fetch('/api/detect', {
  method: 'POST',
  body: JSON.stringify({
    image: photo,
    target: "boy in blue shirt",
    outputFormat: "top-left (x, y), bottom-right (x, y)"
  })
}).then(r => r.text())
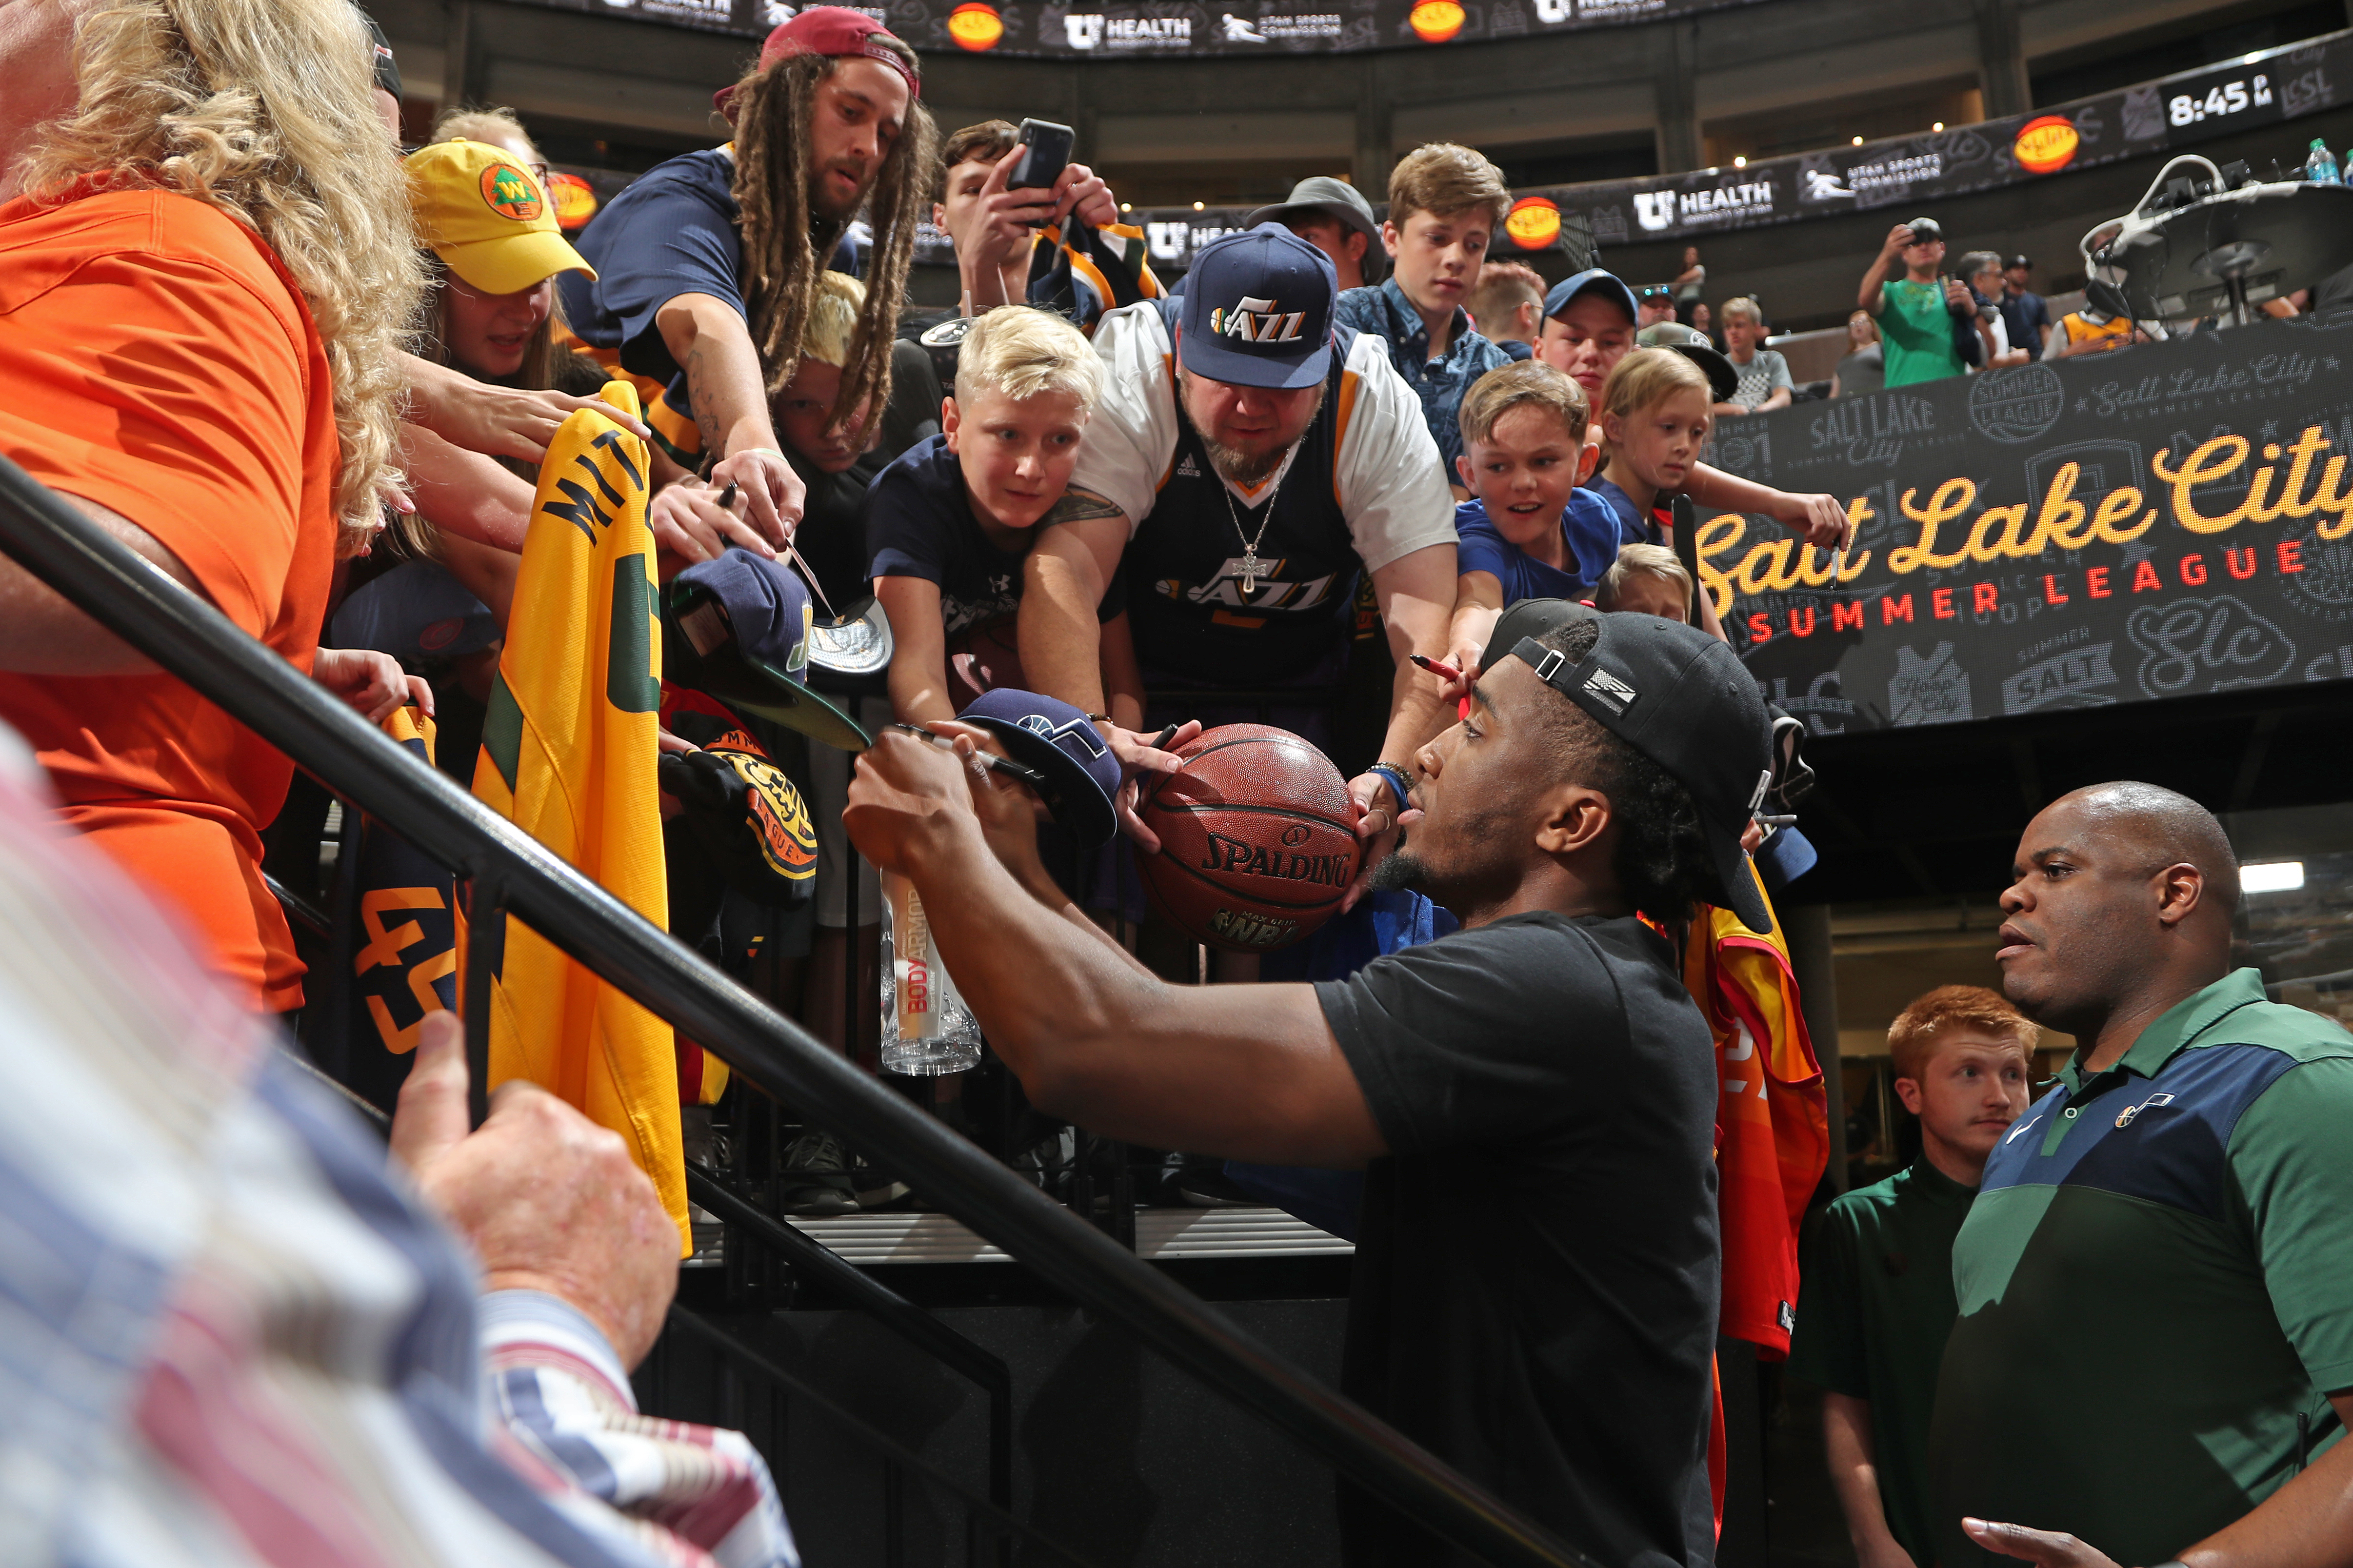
top-left (1444, 360), bottom-right (1629, 671)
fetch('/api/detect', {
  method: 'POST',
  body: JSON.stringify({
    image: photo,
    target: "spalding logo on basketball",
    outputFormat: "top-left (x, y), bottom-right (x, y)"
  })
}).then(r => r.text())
top-left (1135, 723), bottom-right (1362, 953)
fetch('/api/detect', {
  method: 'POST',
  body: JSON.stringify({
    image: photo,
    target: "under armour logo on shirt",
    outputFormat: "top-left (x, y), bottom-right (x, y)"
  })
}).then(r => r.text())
top-left (1210, 296), bottom-right (1306, 343)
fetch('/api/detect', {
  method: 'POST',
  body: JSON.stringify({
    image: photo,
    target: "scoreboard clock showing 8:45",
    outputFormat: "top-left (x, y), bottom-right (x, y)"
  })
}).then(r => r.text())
top-left (2170, 74), bottom-right (2274, 126)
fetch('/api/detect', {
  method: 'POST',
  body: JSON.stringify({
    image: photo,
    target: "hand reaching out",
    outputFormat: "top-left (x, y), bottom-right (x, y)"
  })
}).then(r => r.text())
top-left (390, 1013), bottom-right (678, 1370)
top-left (312, 647), bottom-right (433, 723)
top-left (1103, 719), bottom-right (1201, 852)
top-left (1960, 1518), bottom-right (2124, 1568)
top-left (649, 476), bottom-right (782, 565)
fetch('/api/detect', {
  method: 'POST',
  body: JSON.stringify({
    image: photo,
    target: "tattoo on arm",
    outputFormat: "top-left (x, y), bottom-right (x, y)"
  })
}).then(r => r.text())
top-left (684, 342), bottom-right (722, 456)
top-left (1037, 488), bottom-right (1126, 527)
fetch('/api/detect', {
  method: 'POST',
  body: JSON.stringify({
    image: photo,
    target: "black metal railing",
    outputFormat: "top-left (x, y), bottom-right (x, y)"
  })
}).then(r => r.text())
top-left (0, 453), bottom-right (1588, 1568)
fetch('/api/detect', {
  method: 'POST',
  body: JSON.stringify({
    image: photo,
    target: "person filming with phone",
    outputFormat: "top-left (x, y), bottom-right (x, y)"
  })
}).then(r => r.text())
top-left (931, 118), bottom-right (1125, 316)
top-left (1857, 217), bottom-right (1975, 387)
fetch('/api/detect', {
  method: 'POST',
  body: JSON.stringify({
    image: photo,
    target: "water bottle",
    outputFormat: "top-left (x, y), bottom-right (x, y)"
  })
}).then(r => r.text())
top-left (2306, 138), bottom-right (2340, 185)
top-left (877, 870), bottom-right (984, 1074)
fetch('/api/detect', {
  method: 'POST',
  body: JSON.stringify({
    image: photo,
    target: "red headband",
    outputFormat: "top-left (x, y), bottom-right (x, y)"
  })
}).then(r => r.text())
top-left (714, 7), bottom-right (921, 111)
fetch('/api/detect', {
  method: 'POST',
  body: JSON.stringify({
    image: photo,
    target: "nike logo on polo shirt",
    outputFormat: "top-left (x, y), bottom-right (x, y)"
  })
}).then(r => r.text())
top-left (2006, 1112), bottom-right (2044, 1144)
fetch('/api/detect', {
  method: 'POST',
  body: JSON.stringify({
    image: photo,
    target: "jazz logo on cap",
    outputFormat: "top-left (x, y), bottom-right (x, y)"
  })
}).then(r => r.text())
top-left (1210, 296), bottom-right (1306, 343)
top-left (479, 161), bottom-right (544, 222)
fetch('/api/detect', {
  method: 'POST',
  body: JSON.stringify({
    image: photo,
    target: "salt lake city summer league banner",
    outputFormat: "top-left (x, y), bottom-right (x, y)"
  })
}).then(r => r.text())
top-left (1697, 315), bottom-right (2353, 734)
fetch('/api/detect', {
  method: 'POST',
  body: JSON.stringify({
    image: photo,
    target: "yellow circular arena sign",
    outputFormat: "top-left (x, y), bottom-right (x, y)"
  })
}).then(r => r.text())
top-left (1409, 0), bottom-right (1465, 42)
top-left (2013, 115), bottom-right (2080, 176)
top-left (948, 3), bottom-right (1003, 49)
top-left (479, 161), bottom-right (544, 222)
top-left (548, 171), bottom-right (598, 231)
top-left (1505, 196), bottom-right (1561, 249)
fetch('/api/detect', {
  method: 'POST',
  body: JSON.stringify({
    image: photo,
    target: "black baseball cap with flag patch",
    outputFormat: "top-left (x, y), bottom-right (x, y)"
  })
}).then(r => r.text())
top-left (663, 549), bottom-right (871, 752)
top-left (1176, 223), bottom-right (1337, 390)
top-left (1500, 601), bottom-right (1775, 933)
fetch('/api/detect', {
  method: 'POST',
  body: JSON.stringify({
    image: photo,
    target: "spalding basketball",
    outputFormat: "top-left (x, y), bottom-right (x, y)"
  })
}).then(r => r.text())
top-left (1137, 724), bottom-right (1361, 953)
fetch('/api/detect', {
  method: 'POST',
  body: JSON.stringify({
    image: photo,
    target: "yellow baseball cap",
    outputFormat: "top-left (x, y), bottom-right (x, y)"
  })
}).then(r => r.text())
top-left (405, 139), bottom-right (596, 296)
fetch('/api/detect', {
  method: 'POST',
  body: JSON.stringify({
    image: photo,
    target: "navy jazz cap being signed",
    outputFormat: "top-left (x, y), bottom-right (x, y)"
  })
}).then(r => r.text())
top-left (1503, 601), bottom-right (1775, 933)
top-left (957, 689), bottom-right (1122, 847)
top-left (1177, 223), bottom-right (1337, 390)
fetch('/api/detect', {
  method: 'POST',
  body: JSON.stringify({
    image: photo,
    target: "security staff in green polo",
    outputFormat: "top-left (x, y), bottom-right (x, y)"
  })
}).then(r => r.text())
top-left (1934, 781), bottom-right (2353, 1568)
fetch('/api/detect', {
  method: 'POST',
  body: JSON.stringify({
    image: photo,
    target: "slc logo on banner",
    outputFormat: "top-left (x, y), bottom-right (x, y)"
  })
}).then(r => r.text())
top-left (472, 380), bottom-right (689, 1252)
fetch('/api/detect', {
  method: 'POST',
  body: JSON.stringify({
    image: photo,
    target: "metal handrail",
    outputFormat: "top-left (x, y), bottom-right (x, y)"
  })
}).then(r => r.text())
top-left (0, 453), bottom-right (1589, 1568)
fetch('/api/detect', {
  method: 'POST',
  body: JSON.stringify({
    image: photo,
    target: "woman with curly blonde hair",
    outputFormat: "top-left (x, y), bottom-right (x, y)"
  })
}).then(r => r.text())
top-left (0, 0), bottom-right (422, 1012)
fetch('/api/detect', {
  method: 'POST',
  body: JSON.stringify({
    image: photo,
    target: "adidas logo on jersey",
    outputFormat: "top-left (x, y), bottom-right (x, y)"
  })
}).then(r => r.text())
top-left (1176, 454), bottom-right (1201, 477)
top-left (1209, 295), bottom-right (1307, 344)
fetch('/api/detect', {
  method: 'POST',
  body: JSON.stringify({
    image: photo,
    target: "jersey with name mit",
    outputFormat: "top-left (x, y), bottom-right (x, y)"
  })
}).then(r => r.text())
top-left (1067, 298), bottom-right (1456, 686)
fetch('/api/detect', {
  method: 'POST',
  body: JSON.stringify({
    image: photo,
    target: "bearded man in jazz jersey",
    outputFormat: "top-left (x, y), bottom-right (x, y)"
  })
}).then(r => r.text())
top-left (1015, 224), bottom-right (1459, 869)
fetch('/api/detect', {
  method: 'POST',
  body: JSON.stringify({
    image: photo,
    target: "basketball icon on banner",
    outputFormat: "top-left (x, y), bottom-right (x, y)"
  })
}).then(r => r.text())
top-left (1506, 196), bottom-right (1562, 249)
top-left (948, 3), bottom-right (1004, 49)
top-left (1409, 0), bottom-right (1465, 42)
top-left (2014, 115), bottom-right (2080, 175)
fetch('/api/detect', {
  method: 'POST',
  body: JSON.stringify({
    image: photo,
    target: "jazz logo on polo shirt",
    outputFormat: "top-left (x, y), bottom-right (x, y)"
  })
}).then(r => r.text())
top-left (1210, 296), bottom-right (1307, 343)
top-left (480, 161), bottom-right (544, 222)
top-left (2115, 1092), bottom-right (2175, 1129)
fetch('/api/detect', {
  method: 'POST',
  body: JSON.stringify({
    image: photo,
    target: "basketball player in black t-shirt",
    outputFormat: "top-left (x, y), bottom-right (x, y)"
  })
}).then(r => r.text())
top-left (1015, 224), bottom-right (1459, 877)
top-left (845, 599), bottom-right (1775, 1568)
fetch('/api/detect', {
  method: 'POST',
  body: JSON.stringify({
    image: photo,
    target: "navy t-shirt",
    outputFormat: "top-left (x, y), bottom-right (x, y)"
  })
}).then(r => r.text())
top-left (1587, 476), bottom-right (1667, 549)
top-left (1453, 491), bottom-right (1626, 602)
top-left (865, 434), bottom-right (1123, 636)
top-left (559, 149), bottom-right (741, 409)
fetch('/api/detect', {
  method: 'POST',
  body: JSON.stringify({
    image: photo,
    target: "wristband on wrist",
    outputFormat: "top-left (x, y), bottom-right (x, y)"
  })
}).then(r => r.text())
top-left (1364, 762), bottom-right (1414, 810)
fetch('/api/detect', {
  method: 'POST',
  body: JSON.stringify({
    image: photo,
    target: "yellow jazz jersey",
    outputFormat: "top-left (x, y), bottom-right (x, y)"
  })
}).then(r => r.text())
top-left (472, 380), bottom-right (688, 1250)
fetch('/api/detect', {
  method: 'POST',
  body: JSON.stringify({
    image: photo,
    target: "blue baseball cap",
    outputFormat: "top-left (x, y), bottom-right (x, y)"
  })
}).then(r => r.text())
top-left (663, 548), bottom-right (872, 752)
top-left (957, 689), bottom-right (1121, 847)
top-left (1176, 223), bottom-right (1336, 390)
top-left (1543, 267), bottom-right (1639, 325)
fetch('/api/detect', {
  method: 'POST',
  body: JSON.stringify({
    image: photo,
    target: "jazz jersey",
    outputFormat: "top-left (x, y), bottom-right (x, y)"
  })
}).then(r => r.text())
top-left (1068, 298), bottom-right (1457, 685)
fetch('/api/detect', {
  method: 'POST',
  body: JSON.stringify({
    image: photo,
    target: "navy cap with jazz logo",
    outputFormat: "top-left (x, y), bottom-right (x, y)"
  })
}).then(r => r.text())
top-left (1176, 222), bottom-right (1337, 391)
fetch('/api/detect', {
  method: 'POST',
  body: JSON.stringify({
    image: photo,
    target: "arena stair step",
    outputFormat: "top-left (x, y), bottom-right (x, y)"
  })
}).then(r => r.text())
top-left (782, 1205), bottom-right (1352, 1264)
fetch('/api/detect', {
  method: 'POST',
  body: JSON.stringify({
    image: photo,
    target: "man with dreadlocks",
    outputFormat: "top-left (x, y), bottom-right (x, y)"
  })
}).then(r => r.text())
top-left (560, 8), bottom-right (936, 558)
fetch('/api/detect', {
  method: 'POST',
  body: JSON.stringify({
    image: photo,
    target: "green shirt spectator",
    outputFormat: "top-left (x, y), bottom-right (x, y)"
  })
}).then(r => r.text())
top-left (1932, 968), bottom-right (2353, 1568)
top-left (1877, 279), bottom-right (1966, 387)
top-left (1791, 1157), bottom-right (1978, 1568)
top-left (1791, 985), bottom-right (2032, 1568)
top-left (1858, 218), bottom-right (1970, 387)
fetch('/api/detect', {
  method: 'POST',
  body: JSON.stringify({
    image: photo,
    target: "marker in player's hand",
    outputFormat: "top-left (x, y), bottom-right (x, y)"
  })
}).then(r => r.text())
top-left (1408, 652), bottom-right (1461, 681)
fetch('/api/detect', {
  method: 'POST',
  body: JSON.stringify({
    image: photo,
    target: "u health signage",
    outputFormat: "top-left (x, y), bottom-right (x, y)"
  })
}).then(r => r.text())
top-left (1700, 316), bottom-right (2353, 733)
top-left (1548, 28), bottom-right (2349, 245)
top-left (513, 0), bottom-right (1774, 54)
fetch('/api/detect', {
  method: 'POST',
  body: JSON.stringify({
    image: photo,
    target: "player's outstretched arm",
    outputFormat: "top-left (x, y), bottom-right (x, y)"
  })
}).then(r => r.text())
top-left (844, 728), bottom-right (1389, 1167)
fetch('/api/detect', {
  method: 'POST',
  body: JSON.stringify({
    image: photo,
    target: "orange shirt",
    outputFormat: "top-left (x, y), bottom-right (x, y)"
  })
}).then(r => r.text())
top-left (0, 186), bottom-right (338, 1011)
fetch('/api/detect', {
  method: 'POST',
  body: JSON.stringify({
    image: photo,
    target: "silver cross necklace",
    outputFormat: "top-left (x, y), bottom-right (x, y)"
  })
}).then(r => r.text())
top-left (1219, 461), bottom-right (1288, 596)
